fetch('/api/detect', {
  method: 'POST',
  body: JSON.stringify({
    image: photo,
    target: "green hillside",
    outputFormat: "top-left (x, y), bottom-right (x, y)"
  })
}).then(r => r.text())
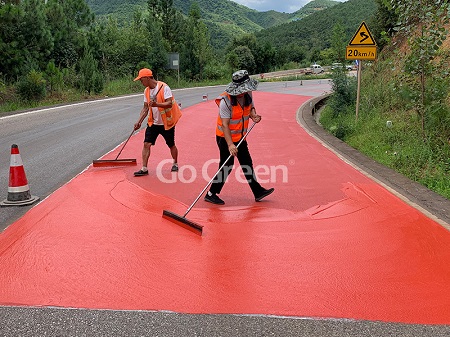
top-left (290, 0), bottom-right (340, 21)
top-left (85, 0), bottom-right (339, 49)
top-left (86, 0), bottom-right (287, 29)
top-left (256, 0), bottom-right (377, 50)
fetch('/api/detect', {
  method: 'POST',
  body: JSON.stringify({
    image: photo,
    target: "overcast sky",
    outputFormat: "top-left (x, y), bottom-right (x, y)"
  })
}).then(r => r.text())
top-left (231, 0), bottom-right (346, 13)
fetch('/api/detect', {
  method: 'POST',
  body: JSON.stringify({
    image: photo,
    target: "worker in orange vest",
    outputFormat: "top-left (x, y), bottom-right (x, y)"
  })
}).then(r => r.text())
top-left (133, 68), bottom-right (182, 176)
top-left (204, 70), bottom-right (274, 205)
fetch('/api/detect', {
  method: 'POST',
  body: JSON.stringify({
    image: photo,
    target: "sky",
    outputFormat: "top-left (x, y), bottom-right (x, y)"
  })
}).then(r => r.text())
top-left (231, 0), bottom-right (346, 13)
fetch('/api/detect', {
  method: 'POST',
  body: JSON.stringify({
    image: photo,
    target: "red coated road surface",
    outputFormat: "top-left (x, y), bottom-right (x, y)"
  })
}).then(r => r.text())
top-left (1, 92), bottom-right (449, 325)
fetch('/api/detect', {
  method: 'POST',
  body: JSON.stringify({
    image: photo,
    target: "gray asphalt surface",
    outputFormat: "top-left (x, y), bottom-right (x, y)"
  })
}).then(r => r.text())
top-left (0, 87), bottom-right (226, 231)
top-left (0, 81), bottom-right (329, 230)
top-left (0, 80), bottom-right (449, 336)
top-left (1, 307), bottom-right (450, 337)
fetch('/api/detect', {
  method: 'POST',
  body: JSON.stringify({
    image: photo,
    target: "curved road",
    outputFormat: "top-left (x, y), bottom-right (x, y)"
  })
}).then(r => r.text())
top-left (0, 80), bottom-right (330, 230)
top-left (2, 80), bottom-right (449, 337)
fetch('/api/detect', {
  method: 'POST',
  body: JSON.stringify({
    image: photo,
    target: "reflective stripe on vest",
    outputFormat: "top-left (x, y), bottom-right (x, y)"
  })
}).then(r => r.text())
top-left (145, 82), bottom-right (182, 130)
top-left (215, 92), bottom-right (251, 142)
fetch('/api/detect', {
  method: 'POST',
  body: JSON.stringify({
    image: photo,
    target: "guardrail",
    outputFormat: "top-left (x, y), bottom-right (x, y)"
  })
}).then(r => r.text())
top-left (255, 66), bottom-right (356, 80)
top-left (254, 68), bottom-right (314, 80)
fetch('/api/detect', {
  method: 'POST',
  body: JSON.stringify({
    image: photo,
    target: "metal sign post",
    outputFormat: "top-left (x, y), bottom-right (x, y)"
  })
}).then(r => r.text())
top-left (168, 53), bottom-right (180, 86)
top-left (346, 22), bottom-right (377, 122)
top-left (355, 60), bottom-right (362, 122)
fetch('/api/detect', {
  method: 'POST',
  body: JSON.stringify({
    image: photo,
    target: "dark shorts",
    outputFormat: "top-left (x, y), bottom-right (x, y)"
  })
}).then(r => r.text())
top-left (144, 124), bottom-right (175, 147)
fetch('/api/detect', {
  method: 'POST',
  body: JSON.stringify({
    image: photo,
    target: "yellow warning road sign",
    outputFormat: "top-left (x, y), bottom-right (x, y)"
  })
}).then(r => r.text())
top-left (346, 46), bottom-right (377, 60)
top-left (348, 22), bottom-right (376, 46)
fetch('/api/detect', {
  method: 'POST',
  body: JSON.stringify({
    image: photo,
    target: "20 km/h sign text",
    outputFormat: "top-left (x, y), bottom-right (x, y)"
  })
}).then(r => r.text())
top-left (346, 46), bottom-right (377, 60)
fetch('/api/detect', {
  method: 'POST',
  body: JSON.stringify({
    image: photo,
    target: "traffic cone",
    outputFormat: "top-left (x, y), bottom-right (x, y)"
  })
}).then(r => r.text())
top-left (1, 144), bottom-right (39, 207)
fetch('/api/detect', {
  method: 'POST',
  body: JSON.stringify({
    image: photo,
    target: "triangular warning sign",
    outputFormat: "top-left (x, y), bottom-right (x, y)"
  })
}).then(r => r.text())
top-left (348, 22), bottom-right (376, 46)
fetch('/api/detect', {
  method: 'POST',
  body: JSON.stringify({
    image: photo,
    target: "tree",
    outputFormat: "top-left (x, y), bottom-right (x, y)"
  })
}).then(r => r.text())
top-left (229, 45), bottom-right (256, 73)
top-left (120, 23), bottom-right (153, 77)
top-left (44, 61), bottom-right (63, 92)
top-left (21, 0), bottom-right (53, 71)
top-left (253, 41), bottom-right (276, 73)
top-left (45, 0), bottom-right (93, 69)
top-left (45, 0), bottom-right (73, 68)
top-left (146, 10), bottom-right (168, 77)
top-left (181, 2), bottom-right (212, 80)
top-left (226, 34), bottom-right (258, 55)
top-left (331, 22), bottom-right (346, 63)
top-left (225, 33), bottom-right (276, 74)
top-left (0, 3), bottom-right (26, 81)
top-left (191, 20), bottom-right (211, 79)
top-left (147, 0), bottom-right (184, 52)
top-left (88, 18), bottom-right (122, 77)
top-left (370, 0), bottom-right (398, 49)
top-left (391, 0), bottom-right (450, 137)
top-left (0, 0), bottom-right (53, 81)
top-left (309, 48), bottom-right (321, 65)
top-left (78, 50), bottom-right (103, 94)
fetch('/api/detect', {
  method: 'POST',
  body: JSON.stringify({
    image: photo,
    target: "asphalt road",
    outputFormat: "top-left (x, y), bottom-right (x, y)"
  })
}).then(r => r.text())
top-left (0, 80), bottom-right (330, 231)
top-left (1, 79), bottom-right (449, 336)
top-left (0, 86), bottom-right (227, 231)
top-left (1, 307), bottom-right (449, 337)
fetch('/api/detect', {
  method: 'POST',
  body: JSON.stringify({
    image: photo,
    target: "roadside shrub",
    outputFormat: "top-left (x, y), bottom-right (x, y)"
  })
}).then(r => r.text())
top-left (328, 69), bottom-right (357, 116)
top-left (91, 71), bottom-right (104, 94)
top-left (78, 51), bottom-right (104, 94)
top-left (320, 105), bottom-right (356, 140)
top-left (61, 67), bottom-right (77, 88)
top-left (44, 61), bottom-right (63, 92)
top-left (424, 78), bottom-right (450, 139)
top-left (203, 60), bottom-right (229, 80)
top-left (16, 70), bottom-right (46, 101)
top-left (0, 78), bottom-right (7, 104)
top-left (135, 61), bottom-right (152, 75)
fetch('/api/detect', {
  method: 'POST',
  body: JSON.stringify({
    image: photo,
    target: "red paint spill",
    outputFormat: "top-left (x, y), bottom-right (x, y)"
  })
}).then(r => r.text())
top-left (0, 92), bottom-right (450, 325)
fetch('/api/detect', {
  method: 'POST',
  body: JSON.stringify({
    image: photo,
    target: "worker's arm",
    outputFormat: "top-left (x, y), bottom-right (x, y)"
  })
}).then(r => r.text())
top-left (134, 103), bottom-right (149, 130)
top-left (249, 106), bottom-right (261, 123)
top-left (148, 97), bottom-right (173, 109)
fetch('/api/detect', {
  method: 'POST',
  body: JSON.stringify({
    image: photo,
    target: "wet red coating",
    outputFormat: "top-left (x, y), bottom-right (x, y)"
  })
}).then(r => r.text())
top-left (0, 92), bottom-right (449, 325)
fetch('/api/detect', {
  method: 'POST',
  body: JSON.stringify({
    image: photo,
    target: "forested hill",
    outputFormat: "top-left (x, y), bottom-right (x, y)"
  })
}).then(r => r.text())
top-left (256, 0), bottom-right (377, 50)
top-left (290, 0), bottom-right (341, 21)
top-left (172, 0), bottom-right (339, 29)
top-left (85, 0), bottom-right (339, 42)
top-left (86, 0), bottom-right (339, 28)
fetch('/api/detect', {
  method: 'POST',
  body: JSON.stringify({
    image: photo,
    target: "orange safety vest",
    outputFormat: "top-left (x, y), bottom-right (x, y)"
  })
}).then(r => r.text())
top-left (144, 81), bottom-right (182, 130)
top-left (215, 92), bottom-right (251, 142)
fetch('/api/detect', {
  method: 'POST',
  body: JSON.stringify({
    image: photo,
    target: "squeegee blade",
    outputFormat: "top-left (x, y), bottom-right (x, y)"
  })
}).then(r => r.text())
top-left (162, 210), bottom-right (203, 235)
top-left (92, 159), bottom-right (137, 167)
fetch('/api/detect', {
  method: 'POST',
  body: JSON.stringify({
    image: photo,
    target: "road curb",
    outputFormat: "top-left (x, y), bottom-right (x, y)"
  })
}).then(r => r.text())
top-left (297, 94), bottom-right (450, 230)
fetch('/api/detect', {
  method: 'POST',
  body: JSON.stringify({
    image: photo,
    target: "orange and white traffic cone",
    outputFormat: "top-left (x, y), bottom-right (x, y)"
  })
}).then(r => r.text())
top-left (1, 144), bottom-right (39, 207)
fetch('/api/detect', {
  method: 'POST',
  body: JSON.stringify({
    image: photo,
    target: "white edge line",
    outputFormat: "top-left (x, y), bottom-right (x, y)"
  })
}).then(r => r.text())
top-left (0, 85), bottom-right (225, 121)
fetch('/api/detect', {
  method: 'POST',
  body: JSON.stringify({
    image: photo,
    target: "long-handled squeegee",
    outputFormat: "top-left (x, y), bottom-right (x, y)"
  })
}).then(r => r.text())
top-left (93, 83), bottom-right (165, 167)
top-left (92, 129), bottom-right (137, 167)
top-left (162, 122), bottom-right (257, 235)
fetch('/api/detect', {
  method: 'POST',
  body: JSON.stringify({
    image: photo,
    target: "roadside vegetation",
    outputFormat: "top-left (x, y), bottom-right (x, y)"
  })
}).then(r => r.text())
top-left (0, 0), bottom-right (371, 114)
top-left (1, 0), bottom-right (448, 199)
top-left (0, 73), bottom-right (227, 113)
top-left (320, 1), bottom-right (450, 199)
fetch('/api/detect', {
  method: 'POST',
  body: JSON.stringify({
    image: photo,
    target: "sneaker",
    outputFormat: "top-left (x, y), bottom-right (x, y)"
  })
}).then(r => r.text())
top-left (134, 169), bottom-right (149, 176)
top-left (171, 163), bottom-right (179, 172)
top-left (204, 192), bottom-right (225, 205)
top-left (255, 188), bottom-right (274, 202)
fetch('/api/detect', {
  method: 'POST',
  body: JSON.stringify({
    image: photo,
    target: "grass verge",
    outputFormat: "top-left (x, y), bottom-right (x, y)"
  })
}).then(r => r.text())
top-left (320, 91), bottom-right (450, 200)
